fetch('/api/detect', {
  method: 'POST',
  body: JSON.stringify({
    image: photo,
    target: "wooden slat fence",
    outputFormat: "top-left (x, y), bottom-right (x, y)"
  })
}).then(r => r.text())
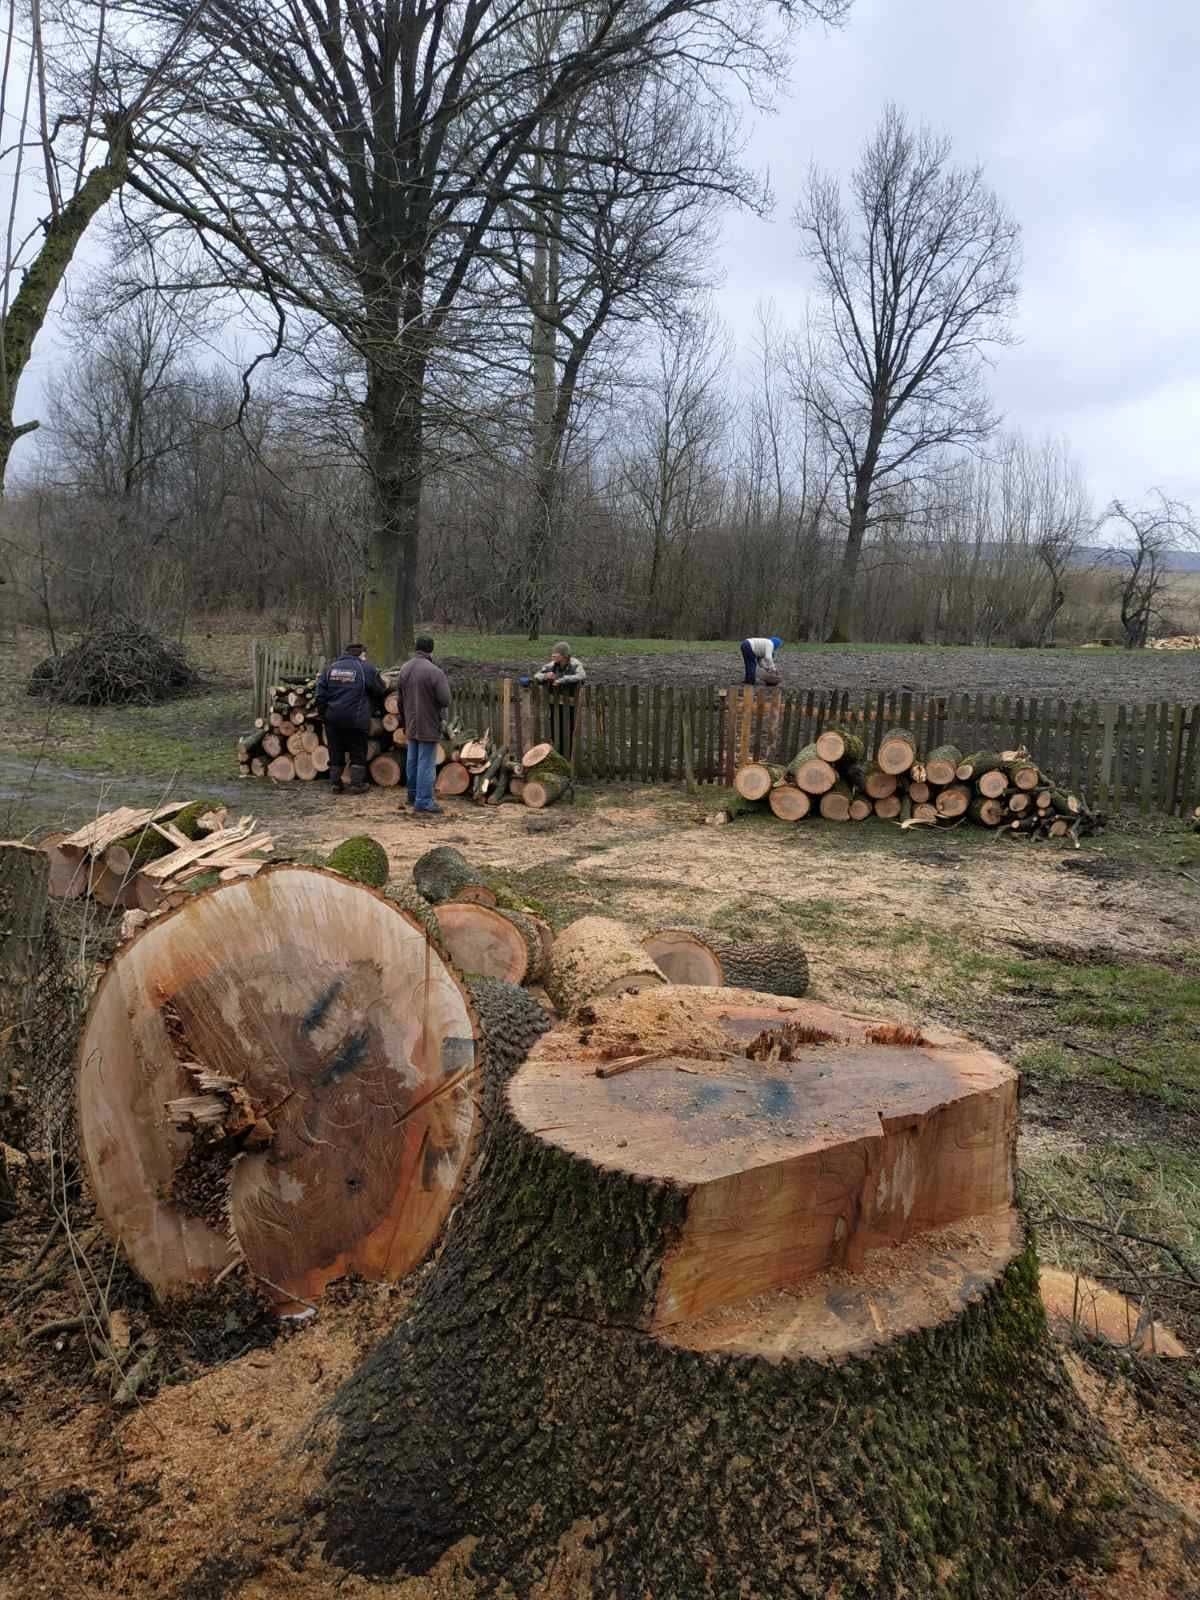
top-left (251, 643), bottom-right (1200, 816)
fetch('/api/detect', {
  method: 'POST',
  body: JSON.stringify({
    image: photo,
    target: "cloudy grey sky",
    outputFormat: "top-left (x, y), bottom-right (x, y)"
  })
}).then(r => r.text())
top-left (717, 0), bottom-right (1200, 510)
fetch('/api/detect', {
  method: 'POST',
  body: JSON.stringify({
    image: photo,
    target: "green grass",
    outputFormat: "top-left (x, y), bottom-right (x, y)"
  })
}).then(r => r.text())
top-left (6, 689), bottom-right (246, 781)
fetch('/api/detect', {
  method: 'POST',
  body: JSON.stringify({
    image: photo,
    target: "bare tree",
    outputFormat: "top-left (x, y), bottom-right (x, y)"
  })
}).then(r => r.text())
top-left (113, 0), bottom-right (848, 658)
top-left (794, 103), bottom-right (1020, 640)
top-left (1103, 491), bottom-right (1198, 648)
top-left (0, 0), bottom-right (205, 489)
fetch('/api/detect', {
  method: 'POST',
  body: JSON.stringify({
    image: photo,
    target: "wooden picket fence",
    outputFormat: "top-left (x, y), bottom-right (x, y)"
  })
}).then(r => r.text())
top-left (250, 643), bottom-right (1200, 816)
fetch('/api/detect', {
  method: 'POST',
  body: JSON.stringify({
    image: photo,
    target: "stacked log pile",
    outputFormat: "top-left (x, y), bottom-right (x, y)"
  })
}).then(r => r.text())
top-left (40, 803), bottom-right (274, 916)
top-left (239, 682), bottom-right (573, 809)
top-left (725, 726), bottom-right (1104, 839)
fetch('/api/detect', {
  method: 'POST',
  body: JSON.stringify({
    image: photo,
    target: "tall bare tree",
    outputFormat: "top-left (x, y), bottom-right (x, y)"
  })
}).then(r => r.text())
top-left (0, 0), bottom-right (204, 489)
top-left (115, 0), bottom-right (848, 658)
top-left (794, 103), bottom-right (1020, 640)
top-left (1103, 491), bottom-right (1198, 648)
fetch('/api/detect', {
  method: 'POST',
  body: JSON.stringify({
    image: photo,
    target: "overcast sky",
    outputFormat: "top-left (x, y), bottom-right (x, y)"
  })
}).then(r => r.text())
top-left (8, 0), bottom-right (1199, 515)
top-left (717, 0), bottom-right (1200, 511)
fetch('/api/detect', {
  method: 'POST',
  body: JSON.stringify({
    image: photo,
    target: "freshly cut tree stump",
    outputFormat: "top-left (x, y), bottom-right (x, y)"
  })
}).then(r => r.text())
top-left (77, 866), bottom-right (481, 1306)
top-left (413, 846), bottom-right (497, 906)
top-left (814, 725), bottom-right (864, 764)
top-left (435, 760), bottom-right (471, 796)
top-left (818, 778), bottom-right (852, 820)
top-left (321, 991), bottom-right (1125, 1597)
top-left (733, 761), bottom-right (785, 801)
top-left (432, 904), bottom-right (545, 984)
top-left (924, 744), bottom-right (962, 786)
top-left (786, 743), bottom-right (837, 794)
top-left (877, 727), bottom-right (918, 774)
top-left (768, 784), bottom-right (811, 821)
top-left (545, 916), bottom-right (667, 1015)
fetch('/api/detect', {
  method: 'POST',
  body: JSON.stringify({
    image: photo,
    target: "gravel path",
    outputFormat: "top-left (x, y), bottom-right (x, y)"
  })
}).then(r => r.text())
top-left (441, 645), bottom-right (1200, 701)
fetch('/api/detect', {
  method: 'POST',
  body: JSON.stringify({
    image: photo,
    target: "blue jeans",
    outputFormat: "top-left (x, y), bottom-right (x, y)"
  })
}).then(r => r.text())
top-left (406, 740), bottom-right (439, 810)
top-left (740, 640), bottom-right (757, 684)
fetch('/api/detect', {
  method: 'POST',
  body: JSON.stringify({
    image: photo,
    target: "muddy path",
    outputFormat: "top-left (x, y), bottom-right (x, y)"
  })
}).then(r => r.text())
top-left (440, 643), bottom-right (1200, 701)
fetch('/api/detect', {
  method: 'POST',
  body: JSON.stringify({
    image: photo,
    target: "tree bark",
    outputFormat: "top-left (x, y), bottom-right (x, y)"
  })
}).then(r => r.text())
top-left (361, 315), bottom-right (425, 661)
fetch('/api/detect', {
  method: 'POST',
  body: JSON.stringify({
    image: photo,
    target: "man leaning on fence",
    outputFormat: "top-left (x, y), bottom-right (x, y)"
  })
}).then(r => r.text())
top-left (397, 635), bottom-right (451, 815)
top-left (315, 642), bottom-right (386, 795)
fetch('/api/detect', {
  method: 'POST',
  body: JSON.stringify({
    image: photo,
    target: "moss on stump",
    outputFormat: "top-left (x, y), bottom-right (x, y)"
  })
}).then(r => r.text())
top-left (327, 835), bottom-right (389, 889)
top-left (319, 1086), bottom-right (1130, 1598)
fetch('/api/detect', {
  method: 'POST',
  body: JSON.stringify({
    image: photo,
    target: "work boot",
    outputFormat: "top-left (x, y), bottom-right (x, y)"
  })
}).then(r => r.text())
top-left (330, 777), bottom-right (345, 794)
top-left (345, 765), bottom-right (368, 795)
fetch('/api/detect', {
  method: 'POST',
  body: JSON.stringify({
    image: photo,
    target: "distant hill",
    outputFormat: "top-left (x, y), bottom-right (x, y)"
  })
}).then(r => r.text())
top-left (1078, 546), bottom-right (1200, 573)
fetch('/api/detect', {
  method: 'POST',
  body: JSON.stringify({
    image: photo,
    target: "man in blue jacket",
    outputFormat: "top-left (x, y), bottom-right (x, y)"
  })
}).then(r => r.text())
top-left (315, 643), bottom-right (386, 795)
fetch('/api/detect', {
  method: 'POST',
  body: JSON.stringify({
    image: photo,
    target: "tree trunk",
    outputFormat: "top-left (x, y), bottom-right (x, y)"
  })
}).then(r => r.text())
top-left (412, 846), bottom-right (498, 906)
top-left (828, 462), bottom-right (873, 642)
top-left (786, 744), bottom-right (838, 794)
top-left (431, 904), bottom-right (545, 986)
top-left (361, 332), bottom-right (424, 662)
top-left (1, 123), bottom-right (131, 490)
top-left (318, 993), bottom-right (1125, 1597)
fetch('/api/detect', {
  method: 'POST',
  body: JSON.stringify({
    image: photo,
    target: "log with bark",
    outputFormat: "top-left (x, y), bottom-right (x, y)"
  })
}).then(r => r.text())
top-left (845, 761), bottom-right (898, 799)
top-left (77, 866), bottom-right (482, 1308)
top-left (768, 785), bottom-right (811, 821)
top-left (814, 725), bottom-right (865, 764)
top-left (786, 742), bottom-right (838, 794)
top-left (934, 783), bottom-right (971, 819)
top-left (818, 778), bottom-right (853, 821)
top-left (522, 770), bottom-right (571, 809)
top-left (318, 990), bottom-right (1124, 1598)
top-left (924, 744), bottom-right (963, 786)
top-left (641, 927), bottom-right (809, 998)
top-left (431, 904), bottom-right (547, 985)
top-left (545, 917), bottom-right (667, 1015)
top-left (877, 727), bottom-right (918, 775)
top-left (412, 846), bottom-right (498, 907)
top-left (733, 761), bottom-right (786, 801)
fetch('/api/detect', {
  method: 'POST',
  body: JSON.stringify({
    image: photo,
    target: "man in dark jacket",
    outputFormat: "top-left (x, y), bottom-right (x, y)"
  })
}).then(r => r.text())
top-left (315, 642), bottom-right (386, 795)
top-left (397, 635), bottom-right (451, 814)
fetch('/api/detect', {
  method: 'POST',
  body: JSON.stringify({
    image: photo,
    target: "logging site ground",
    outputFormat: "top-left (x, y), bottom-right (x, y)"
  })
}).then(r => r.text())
top-left (2, 617), bottom-right (1200, 1599)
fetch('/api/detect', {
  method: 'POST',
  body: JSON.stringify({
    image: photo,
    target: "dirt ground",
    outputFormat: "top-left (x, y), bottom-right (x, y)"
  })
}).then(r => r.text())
top-left (3, 785), bottom-right (1199, 1599)
top-left (440, 641), bottom-right (1200, 699)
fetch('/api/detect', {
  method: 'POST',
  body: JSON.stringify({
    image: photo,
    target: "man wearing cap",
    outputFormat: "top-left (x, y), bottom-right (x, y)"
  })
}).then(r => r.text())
top-left (397, 635), bottom-right (452, 814)
top-left (534, 642), bottom-right (586, 757)
top-left (315, 642), bottom-right (387, 795)
top-left (740, 635), bottom-right (783, 685)
top-left (534, 642), bottom-right (587, 687)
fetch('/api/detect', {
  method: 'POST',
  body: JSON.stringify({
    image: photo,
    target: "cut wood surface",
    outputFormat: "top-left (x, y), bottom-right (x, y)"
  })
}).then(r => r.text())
top-left (413, 846), bottom-right (498, 906)
top-left (874, 794), bottom-right (901, 819)
top-left (435, 760), bottom-right (471, 796)
top-left (977, 768), bottom-right (1009, 799)
top-left (786, 743), bottom-right (837, 794)
top-left (848, 795), bottom-right (873, 821)
top-left (1006, 758), bottom-right (1040, 791)
top-left (767, 785), bottom-right (811, 821)
top-left (369, 753), bottom-right (403, 787)
top-left (522, 771), bottom-right (570, 809)
top-left (733, 762), bottom-right (784, 801)
top-left (267, 755), bottom-right (295, 782)
top-left (521, 742), bottom-right (553, 768)
top-left (877, 727), bottom-right (918, 775)
top-left (641, 928), bottom-right (724, 987)
top-left (934, 783), bottom-right (971, 819)
top-left (924, 744), bottom-right (963, 786)
top-left (431, 903), bottom-right (545, 985)
top-left (819, 778), bottom-right (852, 821)
top-left (513, 998), bottom-right (1017, 1329)
top-left (545, 916), bottom-right (667, 1015)
top-left (814, 726), bottom-right (864, 764)
top-left (77, 866), bottom-right (480, 1306)
top-left (970, 797), bottom-right (1006, 826)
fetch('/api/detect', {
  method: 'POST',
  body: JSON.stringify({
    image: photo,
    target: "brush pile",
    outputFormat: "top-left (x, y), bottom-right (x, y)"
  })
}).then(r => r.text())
top-left (39, 802), bottom-right (274, 919)
top-left (722, 726), bottom-right (1104, 840)
top-left (27, 619), bottom-right (197, 705)
top-left (238, 680), bottom-right (573, 808)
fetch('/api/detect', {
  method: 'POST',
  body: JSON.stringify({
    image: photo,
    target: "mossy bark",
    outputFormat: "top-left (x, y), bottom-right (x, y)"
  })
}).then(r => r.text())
top-left (327, 835), bottom-right (389, 888)
top-left (413, 845), bottom-right (496, 904)
top-left (320, 1092), bottom-right (1131, 1598)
